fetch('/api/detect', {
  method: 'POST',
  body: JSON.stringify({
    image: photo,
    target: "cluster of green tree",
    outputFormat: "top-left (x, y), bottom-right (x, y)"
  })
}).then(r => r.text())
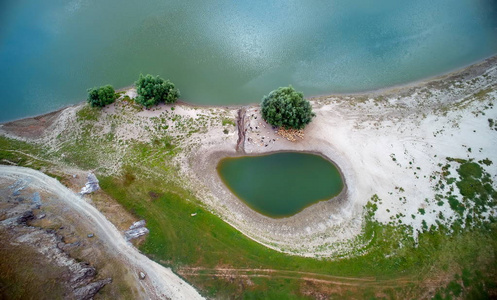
top-left (87, 80), bottom-right (314, 130)
top-left (86, 85), bottom-right (117, 108)
top-left (135, 74), bottom-right (180, 108)
top-left (87, 74), bottom-right (180, 109)
top-left (260, 86), bottom-right (315, 129)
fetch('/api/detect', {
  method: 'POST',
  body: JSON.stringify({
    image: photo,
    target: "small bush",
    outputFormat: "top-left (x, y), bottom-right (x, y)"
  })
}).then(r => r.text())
top-left (222, 118), bottom-right (235, 126)
top-left (479, 158), bottom-right (492, 166)
top-left (135, 74), bottom-right (180, 108)
top-left (87, 85), bottom-right (116, 107)
top-left (458, 162), bottom-right (483, 179)
top-left (76, 106), bottom-right (99, 121)
top-left (448, 195), bottom-right (465, 215)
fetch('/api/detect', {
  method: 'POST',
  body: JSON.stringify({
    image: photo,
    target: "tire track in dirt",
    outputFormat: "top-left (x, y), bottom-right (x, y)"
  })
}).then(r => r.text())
top-left (178, 267), bottom-right (425, 288)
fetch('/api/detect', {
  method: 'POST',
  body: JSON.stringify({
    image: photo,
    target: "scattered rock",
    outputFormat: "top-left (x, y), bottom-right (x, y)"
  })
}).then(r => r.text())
top-left (124, 220), bottom-right (150, 240)
top-left (1, 195), bottom-right (110, 300)
top-left (80, 173), bottom-right (99, 195)
top-left (31, 192), bottom-right (41, 209)
top-left (17, 210), bottom-right (35, 225)
top-left (73, 278), bottom-right (112, 300)
top-left (10, 179), bottom-right (31, 196)
top-left (139, 271), bottom-right (146, 280)
top-left (190, 213), bottom-right (197, 217)
top-left (125, 227), bottom-right (149, 240)
top-left (57, 241), bottom-right (80, 251)
top-left (87, 233), bottom-right (94, 238)
top-left (129, 220), bottom-right (146, 230)
top-left (70, 263), bottom-right (97, 287)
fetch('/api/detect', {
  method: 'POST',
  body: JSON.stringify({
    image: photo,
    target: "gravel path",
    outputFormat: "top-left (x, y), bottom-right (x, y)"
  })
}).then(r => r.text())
top-left (0, 165), bottom-right (204, 300)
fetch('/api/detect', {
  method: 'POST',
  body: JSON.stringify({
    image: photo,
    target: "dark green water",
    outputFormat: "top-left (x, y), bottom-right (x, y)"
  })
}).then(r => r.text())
top-left (217, 153), bottom-right (344, 217)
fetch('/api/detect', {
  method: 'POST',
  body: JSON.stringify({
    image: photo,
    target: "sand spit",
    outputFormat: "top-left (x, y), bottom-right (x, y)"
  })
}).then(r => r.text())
top-left (1, 56), bottom-right (497, 258)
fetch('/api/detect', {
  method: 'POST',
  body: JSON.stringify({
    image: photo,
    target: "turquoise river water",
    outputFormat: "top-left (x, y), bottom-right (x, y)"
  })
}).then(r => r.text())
top-left (1, 0), bottom-right (497, 121)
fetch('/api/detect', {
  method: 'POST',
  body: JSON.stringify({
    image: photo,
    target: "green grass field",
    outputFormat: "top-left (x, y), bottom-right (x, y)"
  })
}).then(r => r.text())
top-left (98, 167), bottom-right (497, 299)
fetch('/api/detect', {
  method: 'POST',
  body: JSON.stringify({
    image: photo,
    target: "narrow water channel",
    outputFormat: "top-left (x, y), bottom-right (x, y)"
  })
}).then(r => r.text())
top-left (217, 152), bottom-right (344, 218)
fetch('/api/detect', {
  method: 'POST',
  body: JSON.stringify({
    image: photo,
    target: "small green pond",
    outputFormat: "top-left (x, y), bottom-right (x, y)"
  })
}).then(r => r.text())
top-left (217, 152), bottom-right (344, 218)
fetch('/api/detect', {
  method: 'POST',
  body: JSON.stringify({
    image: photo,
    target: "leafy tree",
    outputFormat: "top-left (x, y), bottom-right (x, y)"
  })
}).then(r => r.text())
top-left (87, 85), bottom-right (116, 108)
top-left (261, 86), bottom-right (315, 129)
top-left (135, 74), bottom-right (180, 108)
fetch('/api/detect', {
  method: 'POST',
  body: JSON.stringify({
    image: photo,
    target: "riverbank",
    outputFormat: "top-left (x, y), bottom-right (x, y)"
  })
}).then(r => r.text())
top-left (1, 56), bottom-right (495, 258)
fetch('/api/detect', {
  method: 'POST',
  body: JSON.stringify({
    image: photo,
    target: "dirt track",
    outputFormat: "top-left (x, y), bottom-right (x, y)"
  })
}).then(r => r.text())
top-left (0, 165), bottom-right (203, 300)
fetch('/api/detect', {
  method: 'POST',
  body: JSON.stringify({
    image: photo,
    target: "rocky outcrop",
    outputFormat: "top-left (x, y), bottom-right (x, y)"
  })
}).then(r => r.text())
top-left (0, 183), bottom-right (111, 300)
top-left (17, 210), bottom-right (35, 225)
top-left (70, 263), bottom-right (97, 287)
top-left (80, 173), bottom-right (99, 195)
top-left (124, 220), bottom-right (149, 241)
top-left (129, 219), bottom-right (146, 230)
top-left (74, 278), bottom-right (112, 300)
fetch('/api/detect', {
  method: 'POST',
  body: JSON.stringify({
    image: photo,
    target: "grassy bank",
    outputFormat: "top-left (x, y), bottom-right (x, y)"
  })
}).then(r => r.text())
top-left (99, 166), bottom-right (497, 299)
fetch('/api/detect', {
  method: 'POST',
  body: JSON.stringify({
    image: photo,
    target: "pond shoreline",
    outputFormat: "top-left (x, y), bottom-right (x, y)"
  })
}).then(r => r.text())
top-left (216, 150), bottom-right (348, 219)
top-left (216, 151), bottom-right (348, 219)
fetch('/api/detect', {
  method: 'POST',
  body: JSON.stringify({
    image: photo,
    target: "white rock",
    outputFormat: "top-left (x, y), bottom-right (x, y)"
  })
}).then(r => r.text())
top-left (80, 173), bottom-right (99, 195)
top-left (129, 220), bottom-right (146, 230)
top-left (125, 227), bottom-right (149, 240)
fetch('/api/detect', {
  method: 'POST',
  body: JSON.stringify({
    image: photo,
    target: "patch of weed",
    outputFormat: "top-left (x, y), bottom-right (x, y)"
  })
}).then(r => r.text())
top-left (222, 118), bottom-right (236, 127)
top-left (76, 105), bottom-right (100, 122)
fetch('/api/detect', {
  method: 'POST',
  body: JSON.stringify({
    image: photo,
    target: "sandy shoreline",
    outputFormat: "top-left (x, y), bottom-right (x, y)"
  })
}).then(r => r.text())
top-left (3, 55), bottom-right (496, 125)
top-left (1, 56), bottom-right (496, 258)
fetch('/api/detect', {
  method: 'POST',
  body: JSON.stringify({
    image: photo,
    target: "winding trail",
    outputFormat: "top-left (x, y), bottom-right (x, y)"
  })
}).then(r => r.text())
top-left (0, 165), bottom-right (204, 300)
top-left (177, 267), bottom-right (424, 288)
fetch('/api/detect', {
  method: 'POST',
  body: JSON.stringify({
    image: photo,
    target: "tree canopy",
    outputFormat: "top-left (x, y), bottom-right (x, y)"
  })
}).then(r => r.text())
top-left (135, 74), bottom-right (180, 108)
top-left (87, 85), bottom-right (116, 108)
top-left (261, 86), bottom-right (315, 129)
